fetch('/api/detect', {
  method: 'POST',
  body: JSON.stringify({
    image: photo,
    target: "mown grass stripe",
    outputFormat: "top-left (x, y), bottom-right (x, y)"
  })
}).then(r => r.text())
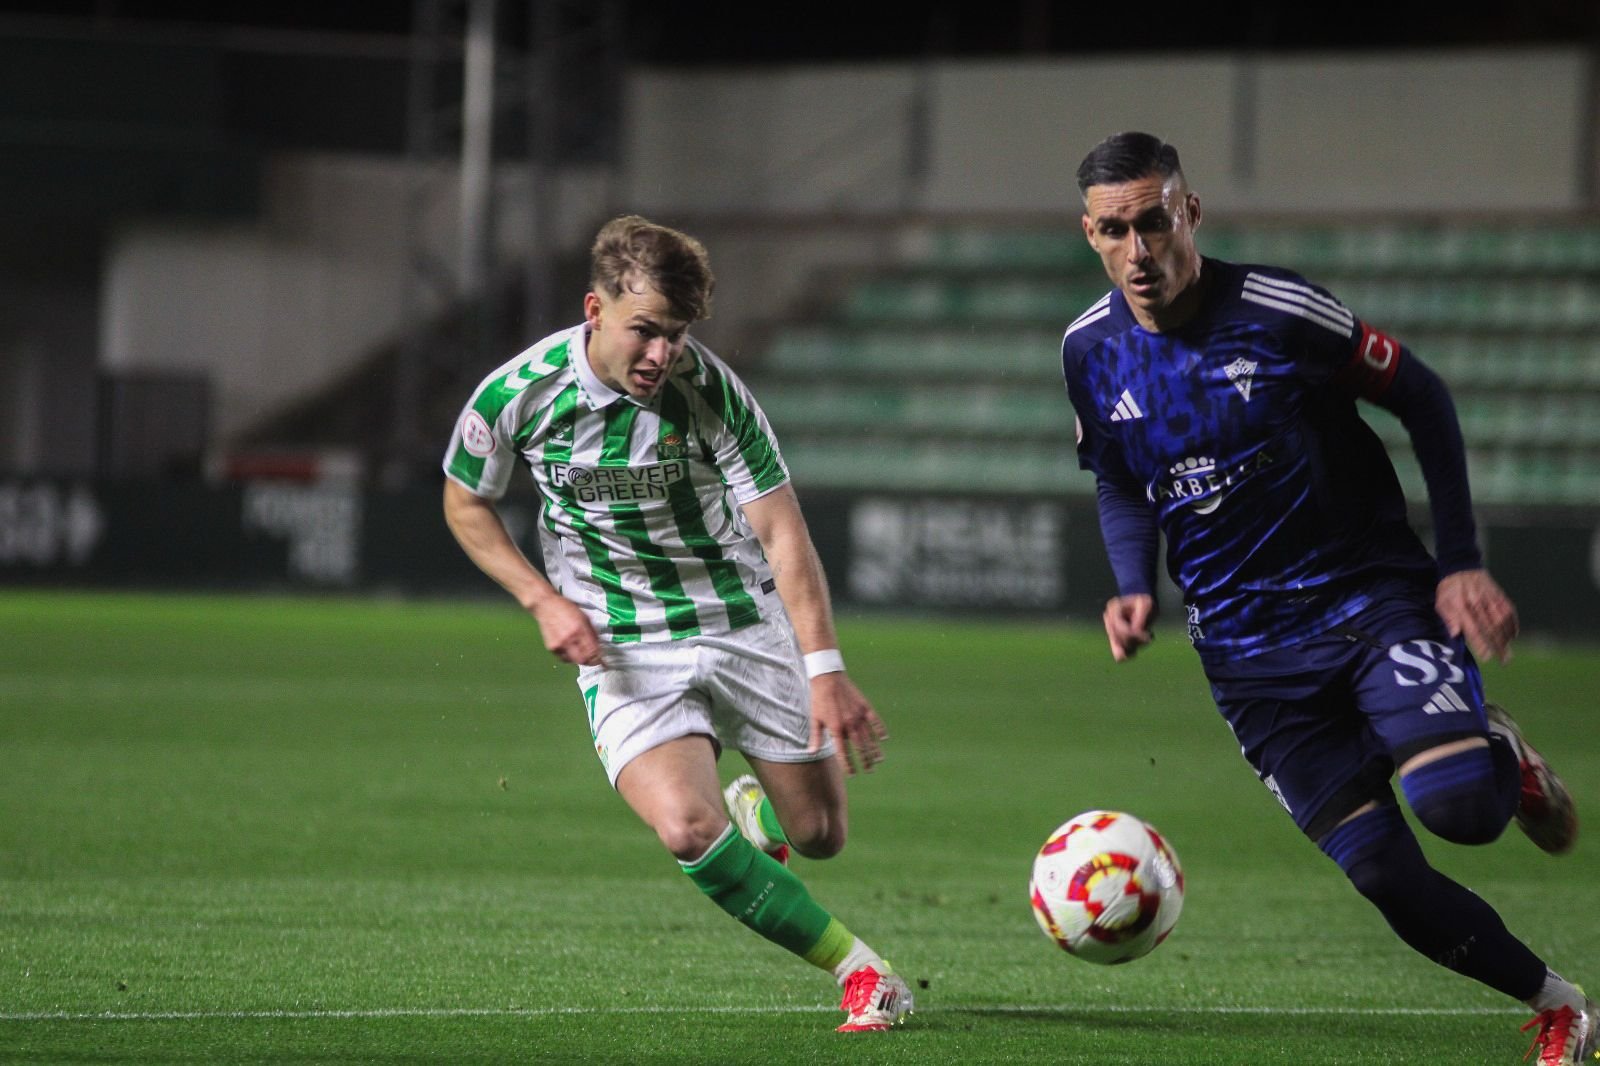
top-left (2, 1003), bottom-right (1525, 1022)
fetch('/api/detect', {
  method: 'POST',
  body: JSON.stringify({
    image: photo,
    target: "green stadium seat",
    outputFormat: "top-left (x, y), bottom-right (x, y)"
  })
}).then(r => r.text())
top-left (751, 220), bottom-right (1600, 503)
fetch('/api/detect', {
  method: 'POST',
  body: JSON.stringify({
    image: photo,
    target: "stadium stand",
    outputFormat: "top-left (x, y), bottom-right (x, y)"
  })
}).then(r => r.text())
top-left (753, 223), bottom-right (1600, 507)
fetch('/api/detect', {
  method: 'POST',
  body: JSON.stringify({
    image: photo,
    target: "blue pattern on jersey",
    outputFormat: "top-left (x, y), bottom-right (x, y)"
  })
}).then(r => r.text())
top-left (1062, 258), bottom-right (1436, 661)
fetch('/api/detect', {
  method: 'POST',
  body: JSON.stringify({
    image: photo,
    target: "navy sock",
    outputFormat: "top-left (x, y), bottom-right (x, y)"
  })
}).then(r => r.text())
top-left (1319, 804), bottom-right (1546, 1000)
top-left (1399, 744), bottom-right (1518, 845)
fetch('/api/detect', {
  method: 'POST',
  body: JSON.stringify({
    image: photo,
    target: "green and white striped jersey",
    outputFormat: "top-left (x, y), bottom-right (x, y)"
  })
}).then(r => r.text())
top-left (443, 323), bottom-right (790, 643)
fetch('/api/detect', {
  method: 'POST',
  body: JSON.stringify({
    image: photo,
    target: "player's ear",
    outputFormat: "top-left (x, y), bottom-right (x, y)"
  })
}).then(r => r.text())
top-left (1186, 193), bottom-right (1202, 233)
top-left (583, 291), bottom-right (603, 328)
top-left (1080, 213), bottom-right (1096, 246)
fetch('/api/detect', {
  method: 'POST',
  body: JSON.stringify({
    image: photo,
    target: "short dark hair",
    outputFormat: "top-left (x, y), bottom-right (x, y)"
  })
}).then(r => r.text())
top-left (1075, 132), bottom-right (1185, 198)
top-left (589, 214), bottom-right (715, 322)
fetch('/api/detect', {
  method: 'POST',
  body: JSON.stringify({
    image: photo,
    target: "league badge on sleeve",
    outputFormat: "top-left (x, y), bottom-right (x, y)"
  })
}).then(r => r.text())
top-left (461, 411), bottom-right (496, 458)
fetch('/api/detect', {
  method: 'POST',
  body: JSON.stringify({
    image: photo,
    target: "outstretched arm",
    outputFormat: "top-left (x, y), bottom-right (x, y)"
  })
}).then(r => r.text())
top-left (741, 484), bottom-right (887, 774)
top-left (442, 479), bottom-right (602, 666)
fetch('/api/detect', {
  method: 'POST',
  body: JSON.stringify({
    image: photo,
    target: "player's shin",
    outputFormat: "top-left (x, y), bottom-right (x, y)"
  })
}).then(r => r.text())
top-left (1318, 803), bottom-right (1547, 1000)
top-left (680, 824), bottom-right (847, 963)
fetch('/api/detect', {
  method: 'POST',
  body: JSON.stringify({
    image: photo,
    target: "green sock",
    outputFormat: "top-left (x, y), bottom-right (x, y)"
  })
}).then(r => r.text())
top-left (757, 796), bottom-right (789, 845)
top-left (682, 826), bottom-right (851, 969)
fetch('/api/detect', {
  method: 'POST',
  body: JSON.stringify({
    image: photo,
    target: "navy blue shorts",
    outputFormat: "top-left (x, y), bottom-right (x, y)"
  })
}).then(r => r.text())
top-left (1205, 586), bottom-right (1489, 841)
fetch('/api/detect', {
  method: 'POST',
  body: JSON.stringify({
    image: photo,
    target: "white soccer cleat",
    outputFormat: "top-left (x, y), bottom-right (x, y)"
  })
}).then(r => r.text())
top-left (723, 773), bottom-right (789, 866)
top-left (836, 962), bottom-right (912, 1032)
top-left (1521, 996), bottom-right (1599, 1065)
top-left (1486, 702), bottom-right (1579, 855)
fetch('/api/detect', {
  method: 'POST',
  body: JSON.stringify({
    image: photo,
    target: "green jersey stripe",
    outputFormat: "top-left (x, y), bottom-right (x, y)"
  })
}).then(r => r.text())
top-left (610, 504), bottom-right (702, 637)
top-left (694, 362), bottom-right (786, 494)
top-left (524, 381), bottom-right (581, 457)
top-left (475, 339), bottom-right (571, 425)
top-left (535, 383), bottom-right (583, 545)
top-left (579, 529), bottom-right (642, 642)
top-left (599, 402), bottom-right (701, 637)
top-left (657, 384), bottom-right (761, 629)
top-left (538, 386), bottom-right (641, 640)
top-left (446, 341), bottom-right (573, 490)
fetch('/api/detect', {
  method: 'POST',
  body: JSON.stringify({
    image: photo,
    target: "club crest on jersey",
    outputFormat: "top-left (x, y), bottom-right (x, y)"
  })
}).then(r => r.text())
top-left (658, 433), bottom-right (688, 460)
top-left (1224, 358), bottom-right (1257, 402)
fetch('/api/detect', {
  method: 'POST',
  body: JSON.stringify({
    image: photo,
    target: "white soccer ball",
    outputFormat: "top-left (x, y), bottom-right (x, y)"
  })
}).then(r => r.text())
top-left (1029, 810), bottom-right (1184, 964)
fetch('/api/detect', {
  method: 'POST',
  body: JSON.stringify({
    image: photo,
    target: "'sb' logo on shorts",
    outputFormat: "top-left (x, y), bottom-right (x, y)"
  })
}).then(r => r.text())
top-left (1388, 640), bottom-right (1466, 688)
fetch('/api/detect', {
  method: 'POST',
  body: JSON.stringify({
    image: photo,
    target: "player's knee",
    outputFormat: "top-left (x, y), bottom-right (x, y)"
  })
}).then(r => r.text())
top-left (1341, 851), bottom-right (1406, 904)
top-left (785, 812), bottom-right (846, 860)
top-left (653, 809), bottom-right (729, 862)
top-left (1319, 804), bottom-right (1417, 904)
top-left (1408, 790), bottom-right (1508, 846)
top-left (1401, 748), bottom-right (1511, 846)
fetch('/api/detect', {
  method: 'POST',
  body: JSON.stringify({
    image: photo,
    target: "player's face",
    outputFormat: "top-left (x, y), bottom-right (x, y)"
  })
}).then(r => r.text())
top-left (1082, 173), bottom-right (1202, 331)
top-left (583, 278), bottom-right (691, 400)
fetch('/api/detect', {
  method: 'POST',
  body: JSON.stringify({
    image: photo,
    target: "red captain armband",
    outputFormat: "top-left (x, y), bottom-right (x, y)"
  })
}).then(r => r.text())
top-left (1337, 322), bottom-right (1403, 399)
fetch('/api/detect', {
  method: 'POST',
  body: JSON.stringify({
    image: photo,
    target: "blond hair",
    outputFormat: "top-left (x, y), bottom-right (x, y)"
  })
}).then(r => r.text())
top-left (589, 215), bottom-right (715, 322)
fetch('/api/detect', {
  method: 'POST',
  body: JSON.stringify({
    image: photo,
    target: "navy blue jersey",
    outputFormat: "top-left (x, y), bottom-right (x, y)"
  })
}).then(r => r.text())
top-left (1062, 258), bottom-right (1438, 661)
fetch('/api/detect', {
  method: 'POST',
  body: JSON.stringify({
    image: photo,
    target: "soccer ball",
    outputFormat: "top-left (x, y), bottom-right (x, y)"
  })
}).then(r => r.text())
top-left (1029, 810), bottom-right (1184, 964)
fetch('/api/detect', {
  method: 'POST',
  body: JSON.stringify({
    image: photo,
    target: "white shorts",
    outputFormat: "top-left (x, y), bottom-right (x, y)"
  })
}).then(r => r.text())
top-left (576, 616), bottom-right (836, 786)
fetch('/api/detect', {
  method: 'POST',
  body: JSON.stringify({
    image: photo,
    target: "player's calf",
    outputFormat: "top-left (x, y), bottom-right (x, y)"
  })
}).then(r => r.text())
top-left (1318, 803), bottom-right (1549, 999)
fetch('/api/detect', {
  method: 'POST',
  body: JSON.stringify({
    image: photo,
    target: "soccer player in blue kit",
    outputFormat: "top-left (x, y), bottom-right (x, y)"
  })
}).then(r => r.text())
top-left (1062, 131), bottom-right (1594, 1065)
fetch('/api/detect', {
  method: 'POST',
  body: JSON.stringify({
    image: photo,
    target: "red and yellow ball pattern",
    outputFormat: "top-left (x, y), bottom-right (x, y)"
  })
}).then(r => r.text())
top-left (1029, 810), bottom-right (1184, 965)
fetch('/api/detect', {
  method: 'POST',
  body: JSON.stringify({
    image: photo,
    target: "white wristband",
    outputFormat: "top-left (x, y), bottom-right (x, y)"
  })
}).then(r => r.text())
top-left (803, 649), bottom-right (845, 679)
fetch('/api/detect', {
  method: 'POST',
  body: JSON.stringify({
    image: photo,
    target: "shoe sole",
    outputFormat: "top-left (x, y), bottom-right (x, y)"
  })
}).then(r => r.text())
top-left (1487, 703), bottom-right (1579, 855)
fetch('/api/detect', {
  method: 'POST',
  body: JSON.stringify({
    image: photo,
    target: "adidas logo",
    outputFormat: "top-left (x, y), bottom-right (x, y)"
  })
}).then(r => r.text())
top-left (1423, 684), bottom-right (1471, 716)
top-left (1109, 389), bottom-right (1144, 422)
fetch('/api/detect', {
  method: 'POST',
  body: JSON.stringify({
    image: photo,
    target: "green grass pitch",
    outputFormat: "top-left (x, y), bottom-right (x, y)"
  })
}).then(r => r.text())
top-left (2, 590), bottom-right (1596, 1064)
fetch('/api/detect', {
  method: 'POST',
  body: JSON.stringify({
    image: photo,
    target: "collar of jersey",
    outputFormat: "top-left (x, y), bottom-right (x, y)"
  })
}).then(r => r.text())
top-left (572, 323), bottom-right (635, 411)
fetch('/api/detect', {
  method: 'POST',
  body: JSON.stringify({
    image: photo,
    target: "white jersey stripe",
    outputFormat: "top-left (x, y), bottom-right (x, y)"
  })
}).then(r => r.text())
top-left (1241, 290), bottom-right (1354, 338)
top-left (1242, 283), bottom-right (1353, 330)
top-left (1065, 295), bottom-right (1113, 338)
top-left (1243, 274), bottom-right (1354, 327)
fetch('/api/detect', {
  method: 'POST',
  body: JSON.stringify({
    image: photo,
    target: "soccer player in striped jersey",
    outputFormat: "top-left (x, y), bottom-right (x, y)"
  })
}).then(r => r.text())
top-left (1062, 132), bottom-right (1592, 1065)
top-left (442, 215), bottom-right (910, 1032)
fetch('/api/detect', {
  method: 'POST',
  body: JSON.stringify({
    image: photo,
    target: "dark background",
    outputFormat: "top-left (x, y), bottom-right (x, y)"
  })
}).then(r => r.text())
top-left (2, 0), bottom-right (1598, 61)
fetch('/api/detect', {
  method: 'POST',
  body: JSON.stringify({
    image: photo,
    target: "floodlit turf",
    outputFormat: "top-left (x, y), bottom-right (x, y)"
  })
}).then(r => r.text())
top-left (2, 590), bottom-right (1597, 1064)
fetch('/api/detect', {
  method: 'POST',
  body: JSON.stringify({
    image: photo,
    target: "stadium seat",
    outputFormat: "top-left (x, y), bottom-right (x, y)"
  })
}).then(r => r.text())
top-left (747, 220), bottom-right (1600, 506)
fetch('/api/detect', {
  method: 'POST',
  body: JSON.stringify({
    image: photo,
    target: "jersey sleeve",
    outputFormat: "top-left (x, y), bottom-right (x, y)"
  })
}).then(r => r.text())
top-left (442, 360), bottom-right (548, 500)
top-left (693, 346), bottom-right (790, 503)
top-left (1262, 270), bottom-right (1482, 574)
top-left (443, 393), bottom-right (519, 499)
top-left (1062, 336), bottom-right (1140, 488)
top-left (1252, 270), bottom-right (1404, 400)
